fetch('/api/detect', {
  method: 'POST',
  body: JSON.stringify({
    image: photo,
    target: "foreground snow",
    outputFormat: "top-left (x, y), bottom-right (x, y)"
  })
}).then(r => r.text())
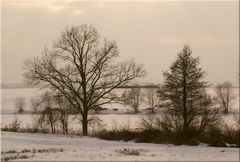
top-left (1, 132), bottom-right (239, 161)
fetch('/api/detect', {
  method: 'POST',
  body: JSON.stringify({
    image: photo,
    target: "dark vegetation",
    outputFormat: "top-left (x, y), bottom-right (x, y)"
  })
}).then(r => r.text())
top-left (94, 115), bottom-right (239, 147)
top-left (114, 148), bottom-right (148, 156)
top-left (1, 118), bottom-right (82, 135)
top-left (94, 46), bottom-right (239, 147)
top-left (1, 148), bottom-right (63, 161)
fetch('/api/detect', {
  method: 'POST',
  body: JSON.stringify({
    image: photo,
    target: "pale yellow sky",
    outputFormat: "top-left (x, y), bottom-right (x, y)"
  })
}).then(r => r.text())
top-left (1, 1), bottom-right (239, 86)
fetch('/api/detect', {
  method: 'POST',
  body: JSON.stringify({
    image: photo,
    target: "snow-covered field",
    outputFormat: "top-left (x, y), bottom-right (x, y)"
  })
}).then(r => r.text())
top-left (1, 132), bottom-right (239, 161)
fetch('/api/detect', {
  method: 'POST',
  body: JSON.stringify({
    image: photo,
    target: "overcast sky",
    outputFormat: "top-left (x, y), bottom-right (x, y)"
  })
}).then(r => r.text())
top-left (1, 1), bottom-right (239, 86)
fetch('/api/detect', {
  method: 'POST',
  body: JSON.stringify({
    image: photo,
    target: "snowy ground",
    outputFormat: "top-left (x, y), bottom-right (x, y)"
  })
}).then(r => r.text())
top-left (1, 132), bottom-right (239, 161)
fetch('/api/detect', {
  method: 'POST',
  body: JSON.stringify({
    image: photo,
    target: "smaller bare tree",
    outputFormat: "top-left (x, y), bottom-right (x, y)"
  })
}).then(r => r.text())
top-left (121, 87), bottom-right (141, 113)
top-left (15, 96), bottom-right (26, 113)
top-left (38, 91), bottom-right (58, 134)
top-left (53, 93), bottom-right (74, 135)
top-left (214, 81), bottom-right (235, 113)
top-left (30, 91), bottom-right (72, 134)
top-left (144, 87), bottom-right (159, 113)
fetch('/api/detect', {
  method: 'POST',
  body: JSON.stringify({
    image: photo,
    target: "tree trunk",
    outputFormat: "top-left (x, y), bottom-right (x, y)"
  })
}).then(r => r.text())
top-left (61, 120), bottom-right (65, 134)
top-left (50, 123), bottom-right (55, 134)
top-left (151, 97), bottom-right (154, 113)
top-left (151, 107), bottom-right (154, 113)
top-left (49, 109), bottom-right (55, 134)
top-left (182, 62), bottom-right (188, 137)
top-left (65, 122), bottom-right (68, 135)
top-left (223, 108), bottom-right (228, 114)
top-left (82, 113), bottom-right (88, 136)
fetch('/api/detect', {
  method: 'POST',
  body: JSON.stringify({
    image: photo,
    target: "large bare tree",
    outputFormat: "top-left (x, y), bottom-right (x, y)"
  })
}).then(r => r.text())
top-left (24, 25), bottom-right (145, 135)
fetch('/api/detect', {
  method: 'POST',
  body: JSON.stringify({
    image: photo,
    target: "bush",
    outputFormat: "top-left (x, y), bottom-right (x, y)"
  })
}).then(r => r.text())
top-left (200, 126), bottom-right (226, 147)
top-left (139, 113), bottom-right (225, 145)
top-left (1, 122), bottom-right (49, 134)
top-left (115, 148), bottom-right (141, 156)
top-left (21, 149), bottom-right (31, 153)
top-left (95, 127), bottom-right (178, 145)
top-left (94, 114), bottom-right (239, 147)
top-left (37, 148), bottom-right (64, 153)
top-left (3, 150), bottom-right (18, 154)
top-left (95, 129), bottom-right (137, 141)
top-left (222, 123), bottom-right (239, 147)
top-left (134, 129), bottom-right (162, 143)
top-left (1, 119), bottom-right (21, 132)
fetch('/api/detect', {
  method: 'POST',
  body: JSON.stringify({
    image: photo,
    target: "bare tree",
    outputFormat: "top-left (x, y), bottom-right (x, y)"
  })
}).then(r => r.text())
top-left (15, 96), bottom-right (26, 113)
top-left (121, 87), bottom-right (141, 113)
top-left (31, 91), bottom-right (73, 134)
top-left (24, 25), bottom-right (145, 135)
top-left (30, 97), bottom-right (40, 113)
top-left (144, 87), bottom-right (159, 113)
top-left (52, 93), bottom-right (74, 135)
top-left (214, 81), bottom-right (235, 113)
top-left (39, 92), bottom-right (59, 134)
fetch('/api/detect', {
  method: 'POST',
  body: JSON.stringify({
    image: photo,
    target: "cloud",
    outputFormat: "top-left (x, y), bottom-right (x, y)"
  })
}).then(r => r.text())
top-left (152, 36), bottom-right (236, 45)
top-left (71, 9), bottom-right (87, 15)
top-left (94, 2), bottom-right (105, 8)
top-left (4, 1), bottom-right (87, 15)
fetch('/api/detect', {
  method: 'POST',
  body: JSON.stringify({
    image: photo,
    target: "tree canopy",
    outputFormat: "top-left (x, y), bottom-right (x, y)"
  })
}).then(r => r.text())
top-left (24, 24), bottom-right (146, 135)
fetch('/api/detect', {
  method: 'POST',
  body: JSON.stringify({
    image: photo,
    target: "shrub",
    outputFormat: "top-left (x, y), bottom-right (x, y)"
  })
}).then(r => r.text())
top-left (21, 149), bottom-right (31, 153)
top-left (115, 148), bottom-right (141, 156)
top-left (3, 150), bottom-right (18, 154)
top-left (95, 129), bottom-right (137, 141)
top-left (8, 119), bottom-right (21, 132)
top-left (94, 113), bottom-right (239, 147)
top-left (222, 123), bottom-right (239, 147)
top-left (1, 122), bottom-right (49, 134)
top-left (2, 153), bottom-right (30, 161)
top-left (18, 155), bottom-right (29, 159)
top-left (37, 148), bottom-right (64, 153)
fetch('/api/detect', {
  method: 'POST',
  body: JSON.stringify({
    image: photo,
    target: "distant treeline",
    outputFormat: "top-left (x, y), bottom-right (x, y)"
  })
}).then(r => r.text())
top-left (1, 83), bottom-right (239, 89)
top-left (1, 84), bottom-right (39, 89)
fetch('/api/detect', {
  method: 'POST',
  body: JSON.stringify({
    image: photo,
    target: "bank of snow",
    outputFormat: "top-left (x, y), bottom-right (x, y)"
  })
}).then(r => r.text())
top-left (1, 132), bottom-right (239, 161)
